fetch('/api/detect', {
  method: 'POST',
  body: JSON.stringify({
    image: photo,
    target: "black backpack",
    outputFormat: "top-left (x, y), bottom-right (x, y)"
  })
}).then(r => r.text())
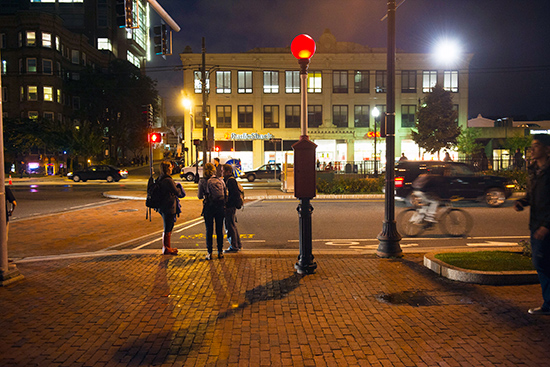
top-left (146, 176), bottom-right (162, 209)
top-left (229, 177), bottom-right (245, 209)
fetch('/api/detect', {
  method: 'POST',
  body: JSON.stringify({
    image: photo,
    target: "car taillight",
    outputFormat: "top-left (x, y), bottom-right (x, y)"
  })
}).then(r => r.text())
top-left (395, 177), bottom-right (404, 188)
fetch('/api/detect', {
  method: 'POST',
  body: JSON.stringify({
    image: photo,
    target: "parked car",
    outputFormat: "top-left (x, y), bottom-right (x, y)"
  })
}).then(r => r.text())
top-left (394, 160), bottom-right (515, 207)
top-left (68, 165), bottom-right (128, 182)
top-left (180, 158), bottom-right (242, 181)
top-left (241, 163), bottom-right (282, 182)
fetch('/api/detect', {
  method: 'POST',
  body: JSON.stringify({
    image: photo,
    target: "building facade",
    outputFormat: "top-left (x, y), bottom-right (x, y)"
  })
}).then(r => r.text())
top-left (180, 30), bottom-right (473, 171)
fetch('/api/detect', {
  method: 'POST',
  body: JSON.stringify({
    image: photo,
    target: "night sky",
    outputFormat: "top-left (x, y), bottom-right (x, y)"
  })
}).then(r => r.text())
top-left (147, 0), bottom-right (550, 121)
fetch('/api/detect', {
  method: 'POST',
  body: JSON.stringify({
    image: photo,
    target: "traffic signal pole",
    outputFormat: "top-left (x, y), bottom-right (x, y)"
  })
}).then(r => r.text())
top-left (201, 37), bottom-right (208, 173)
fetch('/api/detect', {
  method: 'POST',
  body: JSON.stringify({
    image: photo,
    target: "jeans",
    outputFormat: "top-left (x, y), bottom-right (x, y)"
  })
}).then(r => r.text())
top-left (160, 211), bottom-right (175, 233)
top-left (225, 207), bottom-right (242, 249)
top-left (531, 229), bottom-right (550, 309)
top-left (204, 204), bottom-right (225, 254)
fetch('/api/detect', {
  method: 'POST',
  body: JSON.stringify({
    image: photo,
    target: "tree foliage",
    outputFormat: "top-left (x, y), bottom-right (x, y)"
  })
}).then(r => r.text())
top-left (457, 128), bottom-right (483, 158)
top-left (411, 84), bottom-right (461, 155)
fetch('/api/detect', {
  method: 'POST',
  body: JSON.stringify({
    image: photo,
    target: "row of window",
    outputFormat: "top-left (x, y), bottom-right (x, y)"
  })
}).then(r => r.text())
top-left (0, 31), bottom-right (88, 66)
top-left (2, 85), bottom-right (80, 109)
top-left (194, 70), bottom-right (459, 95)
top-left (191, 104), bottom-right (457, 130)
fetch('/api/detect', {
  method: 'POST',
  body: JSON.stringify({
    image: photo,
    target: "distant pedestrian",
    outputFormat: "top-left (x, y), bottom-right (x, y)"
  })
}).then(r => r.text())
top-left (214, 157), bottom-right (222, 177)
top-left (5, 186), bottom-right (16, 239)
top-left (198, 163), bottom-right (227, 260)
top-left (399, 153), bottom-right (408, 162)
top-left (158, 160), bottom-right (185, 255)
top-left (514, 134), bottom-right (550, 315)
top-left (223, 164), bottom-right (243, 253)
top-left (514, 148), bottom-right (524, 170)
top-left (443, 151), bottom-right (452, 162)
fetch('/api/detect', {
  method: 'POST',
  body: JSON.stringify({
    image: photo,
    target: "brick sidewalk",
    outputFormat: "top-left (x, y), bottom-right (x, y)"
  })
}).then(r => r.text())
top-left (1, 252), bottom-right (548, 366)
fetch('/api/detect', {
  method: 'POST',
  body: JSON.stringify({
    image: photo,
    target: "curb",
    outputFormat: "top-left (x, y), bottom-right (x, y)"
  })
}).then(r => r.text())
top-left (424, 247), bottom-right (538, 285)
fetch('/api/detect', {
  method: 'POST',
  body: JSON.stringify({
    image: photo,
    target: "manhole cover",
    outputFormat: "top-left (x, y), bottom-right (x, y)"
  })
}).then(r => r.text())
top-left (376, 291), bottom-right (439, 307)
top-left (118, 209), bottom-right (139, 212)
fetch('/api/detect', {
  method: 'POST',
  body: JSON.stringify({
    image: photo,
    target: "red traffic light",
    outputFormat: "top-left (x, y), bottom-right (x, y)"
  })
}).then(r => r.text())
top-left (148, 132), bottom-right (161, 143)
top-left (291, 34), bottom-right (316, 59)
top-left (215, 146), bottom-right (220, 152)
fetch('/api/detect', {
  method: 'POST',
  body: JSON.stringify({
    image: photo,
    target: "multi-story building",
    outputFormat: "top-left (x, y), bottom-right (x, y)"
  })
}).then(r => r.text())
top-left (180, 29), bottom-right (473, 171)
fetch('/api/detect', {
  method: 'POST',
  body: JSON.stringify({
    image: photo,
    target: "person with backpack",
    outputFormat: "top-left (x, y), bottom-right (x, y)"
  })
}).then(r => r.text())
top-left (158, 161), bottom-right (185, 255)
top-left (222, 164), bottom-right (243, 253)
top-left (198, 163), bottom-right (227, 260)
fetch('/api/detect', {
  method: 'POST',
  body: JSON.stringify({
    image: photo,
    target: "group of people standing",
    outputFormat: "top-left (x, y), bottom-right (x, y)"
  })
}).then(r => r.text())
top-left (155, 159), bottom-right (242, 261)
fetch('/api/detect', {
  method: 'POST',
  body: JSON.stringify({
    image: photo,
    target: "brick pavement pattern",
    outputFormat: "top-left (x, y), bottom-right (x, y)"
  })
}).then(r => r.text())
top-left (1, 252), bottom-right (549, 366)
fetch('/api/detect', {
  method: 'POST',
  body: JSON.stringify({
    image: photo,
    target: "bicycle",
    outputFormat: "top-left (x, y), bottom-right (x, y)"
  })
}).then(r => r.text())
top-left (397, 198), bottom-right (474, 237)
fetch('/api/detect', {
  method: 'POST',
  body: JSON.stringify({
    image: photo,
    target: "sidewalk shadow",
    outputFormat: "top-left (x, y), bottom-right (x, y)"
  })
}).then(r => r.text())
top-left (218, 272), bottom-right (304, 319)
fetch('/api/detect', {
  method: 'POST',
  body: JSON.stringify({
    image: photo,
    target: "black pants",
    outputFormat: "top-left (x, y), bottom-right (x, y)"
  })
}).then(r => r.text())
top-left (204, 203), bottom-right (225, 254)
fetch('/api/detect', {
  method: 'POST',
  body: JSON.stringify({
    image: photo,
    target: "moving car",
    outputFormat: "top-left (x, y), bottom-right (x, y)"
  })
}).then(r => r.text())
top-left (68, 165), bottom-right (128, 182)
top-left (394, 160), bottom-right (515, 207)
top-left (241, 163), bottom-right (282, 182)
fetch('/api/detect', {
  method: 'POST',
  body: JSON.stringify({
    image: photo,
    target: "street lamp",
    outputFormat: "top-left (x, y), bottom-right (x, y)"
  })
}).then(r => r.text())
top-left (371, 107), bottom-right (380, 177)
top-left (291, 34), bottom-right (317, 274)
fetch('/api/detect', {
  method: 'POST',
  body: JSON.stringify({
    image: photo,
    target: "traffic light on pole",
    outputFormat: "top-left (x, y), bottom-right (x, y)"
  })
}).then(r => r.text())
top-left (115, 0), bottom-right (137, 29)
top-left (148, 132), bottom-right (161, 144)
top-left (153, 24), bottom-right (171, 56)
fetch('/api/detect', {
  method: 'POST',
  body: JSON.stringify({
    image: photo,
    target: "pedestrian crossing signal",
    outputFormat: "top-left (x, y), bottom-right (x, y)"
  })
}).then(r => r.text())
top-left (148, 132), bottom-right (161, 144)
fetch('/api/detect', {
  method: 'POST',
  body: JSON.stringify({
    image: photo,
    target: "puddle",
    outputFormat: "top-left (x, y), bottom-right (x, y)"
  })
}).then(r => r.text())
top-left (376, 290), bottom-right (439, 307)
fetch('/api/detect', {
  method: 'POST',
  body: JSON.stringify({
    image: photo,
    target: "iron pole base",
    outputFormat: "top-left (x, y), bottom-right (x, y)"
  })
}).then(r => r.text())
top-left (0, 264), bottom-right (24, 286)
top-left (376, 220), bottom-right (403, 258)
top-left (295, 198), bottom-right (317, 274)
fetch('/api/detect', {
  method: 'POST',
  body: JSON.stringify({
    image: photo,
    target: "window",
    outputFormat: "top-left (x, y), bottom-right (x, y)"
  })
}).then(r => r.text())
top-left (28, 111), bottom-right (39, 120)
top-left (71, 50), bottom-right (79, 64)
top-left (216, 71), bottom-right (231, 94)
top-left (73, 96), bottom-right (80, 110)
top-left (2, 87), bottom-right (7, 102)
top-left (354, 105), bottom-right (370, 128)
top-left (237, 71), bottom-right (252, 93)
top-left (26, 31), bottom-right (36, 47)
top-left (375, 71), bottom-right (387, 93)
top-left (308, 105), bottom-right (322, 128)
top-left (285, 105), bottom-right (300, 128)
top-left (285, 71), bottom-right (300, 93)
top-left (97, 38), bottom-right (112, 51)
top-left (307, 71), bottom-right (322, 93)
top-left (401, 105), bottom-right (416, 128)
top-left (55, 36), bottom-right (61, 51)
top-left (238, 105), bottom-right (253, 128)
top-left (422, 70), bottom-right (437, 92)
top-left (42, 32), bottom-right (52, 48)
top-left (28, 86), bottom-right (38, 101)
top-left (216, 105), bottom-right (232, 128)
top-left (333, 71), bottom-right (348, 93)
top-left (263, 106), bottom-right (279, 128)
top-left (444, 70), bottom-right (459, 92)
top-left (194, 105), bottom-right (210, 128)
top-left (0, 33), bottom-right (6, 49)
top-left (57, 89), bottom-right (61, 103)
top-left (194, 71), bottom-right (210, 93)
top-left (56, 61), bottom-right (61, 77)
top-left (82, 52), bottom-right (86, 65)
top-left (1, 59), bottom-right (6, 75)
top-left (43, 86), bottom-right (53, 102)
top-left (401, 70), bottom-right (416, 93)
top-left (44, 112), bottom-right (54, 120)
top-left (354, 70), bottom-right (369, 93)
top-left (20, 86), bottom-right (24, 101)
top-left (333, 105), bottom-right (348, 127)
top-left (27, 58), bottom-right (37, 73)
top-left (43, 59), bottom-right (53, 75)
top-left (263, 71), bottom-right (279, 93)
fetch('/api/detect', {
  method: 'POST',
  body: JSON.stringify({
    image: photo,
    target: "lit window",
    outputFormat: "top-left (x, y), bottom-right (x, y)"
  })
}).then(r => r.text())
top-left (237, 71), bottom-right (252, 93)
top-left (307, 71), bottom-right (322, 93)
top-left (285, 71), bottom-right (300, 93)
top-left (97, 38), bottom-right (112, 51)
top-left (28, 111), bottom-right (39, 120)
top-left (263, 71), bottom-right (279, 93)
top-left (55, 36), bottom-right (61, 51)
top-left (57, 89), bottom-right (62, 103)
top-left (26, 31), bottom-right (36, 47)
top-left (27, 58), bottom-right (37, 73)
top-left (422, 70), bottom-right (437, 92)
top-left (1, 59), bottom-right (6, 74)
top-left (216, 71), bottom-right (231, 94)
top-left (42, 32), bottom-right (52, 48)
top-left (194, 71), bottom-right (210, 93)
top-left (43, 86), bottom-right (53, 102)
top-left (28, 86), bottom-right (38, 101)
top-left (444, 70), bottom-right (459, 92)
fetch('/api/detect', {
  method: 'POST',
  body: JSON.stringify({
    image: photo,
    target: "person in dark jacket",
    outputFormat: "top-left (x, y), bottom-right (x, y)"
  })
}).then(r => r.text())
top-left (5, 186), bottom-right (17, 239)
top-left (222, 164), bottom-right (243, 253)
top-left (198, 163), bottom-right (227, 260)
top-left (515, 134), bottom-right (550, 315)
top-left (158, 160), bottom-right (185, 255)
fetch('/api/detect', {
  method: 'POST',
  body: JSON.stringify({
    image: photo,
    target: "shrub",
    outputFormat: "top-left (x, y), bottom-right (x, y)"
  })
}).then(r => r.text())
top-left (483, 169), bottom-right (528, 190)
top-left (317, 176), bottom-right (384, 194)
top-left (519, 239), bottom-right (532, 258)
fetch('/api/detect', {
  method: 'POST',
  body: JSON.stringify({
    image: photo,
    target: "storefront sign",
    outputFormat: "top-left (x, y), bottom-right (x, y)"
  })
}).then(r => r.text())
top-left (228, 132), bottom-right (275, 140)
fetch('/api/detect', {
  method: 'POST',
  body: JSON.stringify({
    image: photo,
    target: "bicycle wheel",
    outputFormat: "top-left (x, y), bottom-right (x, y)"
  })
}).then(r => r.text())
top-left (397, 209), bottom-right (426, 237)
top-left (440, 208), bottom-right (473, 237)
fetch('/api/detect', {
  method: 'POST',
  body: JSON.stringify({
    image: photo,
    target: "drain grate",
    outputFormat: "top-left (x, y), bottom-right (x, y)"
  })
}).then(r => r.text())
top-left (376, 290), bottom-right (439, 307)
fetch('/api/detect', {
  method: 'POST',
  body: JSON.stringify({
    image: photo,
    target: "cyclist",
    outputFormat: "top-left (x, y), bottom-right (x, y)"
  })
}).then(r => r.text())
top-left (411, 168), bottom-right (451, 223)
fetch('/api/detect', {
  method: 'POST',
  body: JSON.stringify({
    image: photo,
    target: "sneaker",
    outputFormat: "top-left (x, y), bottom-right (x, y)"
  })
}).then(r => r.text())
top-left (528, 307), bottom-right (550, 315)
top-left (224, 246), bottom-right (239, 253)
top-left (205, 253), bottom-right (212, 261)
top-left (218, 253), bottom-right (224, 259)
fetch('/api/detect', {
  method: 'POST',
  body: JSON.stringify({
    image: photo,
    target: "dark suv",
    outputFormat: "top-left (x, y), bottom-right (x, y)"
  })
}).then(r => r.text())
top-left (395, 161), bottom-right (515, 207)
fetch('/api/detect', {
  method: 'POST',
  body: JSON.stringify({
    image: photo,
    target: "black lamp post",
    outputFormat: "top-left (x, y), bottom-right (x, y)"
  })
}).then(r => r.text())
top-left (372, 107), bottom-right (380, 177)
top-left (291, 34), bottom-right (317, 274)
top-left (377, 0), bottom-right (402, 257)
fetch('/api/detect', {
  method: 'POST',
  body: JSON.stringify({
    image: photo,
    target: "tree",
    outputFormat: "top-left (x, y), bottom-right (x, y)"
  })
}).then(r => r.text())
top-left (457, 128), bottom-right (483, 159)
top-left (411, 84), bottom-right (461, 157)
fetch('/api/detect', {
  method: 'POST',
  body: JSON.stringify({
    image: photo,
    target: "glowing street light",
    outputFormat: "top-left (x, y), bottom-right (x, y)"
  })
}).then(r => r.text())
top-left (291, 34), bottom-right (317, 274)
top-left (433, 38), bottom-right (461, 65)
